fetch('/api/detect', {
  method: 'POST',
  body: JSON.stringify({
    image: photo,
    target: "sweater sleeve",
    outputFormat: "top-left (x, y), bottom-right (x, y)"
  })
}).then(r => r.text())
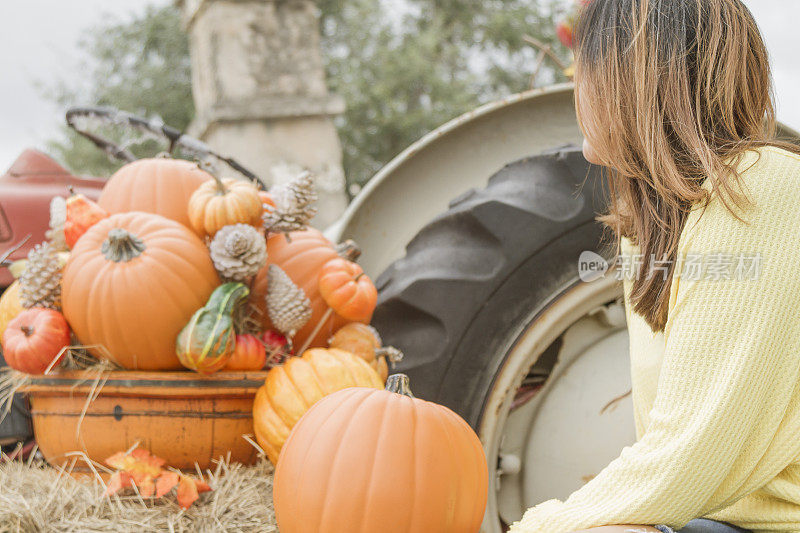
top-left (511, 153), bottom-right (800, 532)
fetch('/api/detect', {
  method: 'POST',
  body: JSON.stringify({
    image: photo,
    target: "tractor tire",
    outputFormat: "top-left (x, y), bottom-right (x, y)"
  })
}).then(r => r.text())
top-left (372, 146), bottom-right (608, 429)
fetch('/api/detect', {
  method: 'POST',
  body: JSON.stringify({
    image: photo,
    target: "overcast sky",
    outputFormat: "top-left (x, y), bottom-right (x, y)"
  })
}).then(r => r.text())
top-left (0, 0), bottom-right (798, 173)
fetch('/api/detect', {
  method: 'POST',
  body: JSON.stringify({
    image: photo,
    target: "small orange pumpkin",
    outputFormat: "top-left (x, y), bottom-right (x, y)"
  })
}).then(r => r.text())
top-left (252, 347), bottom-right (382, 464)
top-left (62, 212), bottom-right (220, 370)
top-left (187, 176), bottom-right (262, 238)
top-left (224, 334), bottom-right (267, 371)
top-left (318, 258), bottom-right (377, 322)
top-left (250, 229), bottom-right (355, 350)
top-left (274, 374), bottom-right (488, 533)
top-left (329, 323), bottom-right (397, 382)
top-left (99, 158), bottom-right (212, 228)
top-left (2, 308), bottom-right (71, 374)
top-left (64, 190), bottom-right (108, 248)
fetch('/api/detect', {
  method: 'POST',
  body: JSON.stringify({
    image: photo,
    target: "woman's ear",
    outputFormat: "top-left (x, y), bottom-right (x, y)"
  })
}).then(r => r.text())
top-left (583, 136), bottom-right (603, 166)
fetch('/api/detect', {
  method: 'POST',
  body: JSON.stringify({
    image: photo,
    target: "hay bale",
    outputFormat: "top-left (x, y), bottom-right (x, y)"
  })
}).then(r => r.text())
top-left (0, 455), bottom-right (277, 532)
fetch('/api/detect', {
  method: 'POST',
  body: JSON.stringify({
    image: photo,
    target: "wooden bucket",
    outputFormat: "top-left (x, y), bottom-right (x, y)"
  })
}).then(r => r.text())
top-left (24, 370), bottom-right (267, 471)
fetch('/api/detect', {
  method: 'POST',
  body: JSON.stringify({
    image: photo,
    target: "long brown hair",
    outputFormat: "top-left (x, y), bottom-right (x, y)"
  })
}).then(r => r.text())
top-left (574, 0), bottom-right (800, 332)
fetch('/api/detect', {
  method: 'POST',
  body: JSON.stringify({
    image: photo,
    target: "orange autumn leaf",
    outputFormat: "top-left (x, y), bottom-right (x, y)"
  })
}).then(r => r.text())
top-left (104, 471), bottom-right (133, 496)
top-left (105, 448), bottom-right (165, 485)
top-left (176, 474), bottom-right (212, 509)
top-left (139, 478), bottom-right (156, 497)
top-left (177, 475), bottom-right (200, 510)
top-left (195, 479), bottom-right (212, 493)
top-left (103, 447), bottom-right (212, 509)
top-left (156, 471), bottom-right (180, 498)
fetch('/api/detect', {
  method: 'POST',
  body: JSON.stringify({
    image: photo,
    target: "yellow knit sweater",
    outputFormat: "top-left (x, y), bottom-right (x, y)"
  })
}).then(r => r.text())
top-left (510, 146), bottom-right (800, 533)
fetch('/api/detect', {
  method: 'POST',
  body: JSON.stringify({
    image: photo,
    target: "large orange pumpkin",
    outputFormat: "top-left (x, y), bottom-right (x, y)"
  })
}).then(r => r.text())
top-left (252, 347), bottom-right (382, 464)
top-left (98, 158), bottom-right (212, 229)
top-left (62, 212), bottom-right (219, 370)
top-left (250, 229), bottom-right (358, 349)
top-left (274, 374), bottom-right (488, 533)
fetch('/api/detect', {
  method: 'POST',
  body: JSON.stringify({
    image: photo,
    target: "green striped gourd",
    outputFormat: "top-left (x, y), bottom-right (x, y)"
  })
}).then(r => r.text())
top-left (176, 282), bottom-right (249, 374)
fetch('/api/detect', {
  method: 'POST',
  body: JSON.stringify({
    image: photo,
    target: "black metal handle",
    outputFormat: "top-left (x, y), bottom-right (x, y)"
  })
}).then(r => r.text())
top-left (65, 106), bottom-right (263, 188)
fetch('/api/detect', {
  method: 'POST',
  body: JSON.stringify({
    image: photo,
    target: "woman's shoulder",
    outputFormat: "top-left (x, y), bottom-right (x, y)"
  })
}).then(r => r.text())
top-left (735, 145), bottom-right (800, 192)
top-left (756, 144), bottom-right (800, 163)
top-left (683, 145), bottom-right (800, 253)
top-left (702, 144), bottom-right (800, 212)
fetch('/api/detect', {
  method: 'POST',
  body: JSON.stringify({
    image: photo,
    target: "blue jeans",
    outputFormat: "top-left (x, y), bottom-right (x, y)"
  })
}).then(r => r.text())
top-left (655, 519), bottom-right (751, 533)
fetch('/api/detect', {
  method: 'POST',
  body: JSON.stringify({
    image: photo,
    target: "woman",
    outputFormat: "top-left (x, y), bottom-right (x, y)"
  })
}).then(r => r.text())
top-left (510, 1), bottom-right (800, 532)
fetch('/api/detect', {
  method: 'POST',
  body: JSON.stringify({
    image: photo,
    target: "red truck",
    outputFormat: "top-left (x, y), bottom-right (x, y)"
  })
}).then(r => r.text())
top-left (0, 150), bottom-right (105, 288)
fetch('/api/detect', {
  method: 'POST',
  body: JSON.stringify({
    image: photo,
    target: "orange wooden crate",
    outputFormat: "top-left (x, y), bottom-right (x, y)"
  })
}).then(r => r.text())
top-left (24, 370), bottom-right (267, 471)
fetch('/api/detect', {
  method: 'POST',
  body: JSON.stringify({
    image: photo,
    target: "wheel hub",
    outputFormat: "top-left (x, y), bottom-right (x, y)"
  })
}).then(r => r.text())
top-left (480, 277), bottom-right (637, 532)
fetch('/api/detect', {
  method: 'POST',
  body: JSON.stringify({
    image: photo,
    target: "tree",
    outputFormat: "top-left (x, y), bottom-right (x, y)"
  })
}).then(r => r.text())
top-left (46, 0), bottom-right (568, 188)
top-left (320, 0), bottom-right (567, 189)
top-left (46, 4), bottom-right (193, 176)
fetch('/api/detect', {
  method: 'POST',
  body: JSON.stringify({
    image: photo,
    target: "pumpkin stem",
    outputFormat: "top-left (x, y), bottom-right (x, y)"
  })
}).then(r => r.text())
top-left (20, 325), bottom-right (34, 337)
top-left (376, 346), bottom-right (404, 366)
top-left (195, 161), bottom-right (228, 195)
top-left (102, 228), bottom-right (146, 263)
top-left (335, 240), bottom-right (362, 262)
top-left (385, 374), bottom-right (414, 398)
top-left (212, 173), bottom-right (227, 195)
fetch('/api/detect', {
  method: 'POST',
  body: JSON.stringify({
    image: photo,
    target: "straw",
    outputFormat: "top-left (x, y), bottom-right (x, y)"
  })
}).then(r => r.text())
top-left (0, 452), bottom-right (277, 532)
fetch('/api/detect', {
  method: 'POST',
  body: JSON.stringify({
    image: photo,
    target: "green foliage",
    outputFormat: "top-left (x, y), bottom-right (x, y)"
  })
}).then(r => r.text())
top-left (321, 0), bottom-right (567, 187)
top-left (46, 0), bottom-right (568, 186)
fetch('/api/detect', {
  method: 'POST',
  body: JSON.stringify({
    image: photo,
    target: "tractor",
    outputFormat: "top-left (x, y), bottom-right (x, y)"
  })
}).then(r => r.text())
top-left (1, 85), bottom-right (798, 531)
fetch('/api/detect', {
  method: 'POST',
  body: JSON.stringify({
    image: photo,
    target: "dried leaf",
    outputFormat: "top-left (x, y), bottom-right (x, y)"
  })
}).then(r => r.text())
top-left (131, 448), bottom-right (166, 468)
top-left (195, 479), bottom-right (212, 494)
top-left (176, 476), bottom-right (200, 510)
top-left (139, 477), bottom-right (156, 498)
top-left (104, 471), bottom-right (133, 496)
top-left (156, 471), bottom-right (179, 498)
top-left (103, 447), bottom-right (212, 509)
top-left (105, 448), bottom-right (165, 488)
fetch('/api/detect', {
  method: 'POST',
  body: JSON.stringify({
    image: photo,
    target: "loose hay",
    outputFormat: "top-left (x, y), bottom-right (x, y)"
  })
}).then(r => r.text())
top-left (0, 454), bottom-right (277, 532)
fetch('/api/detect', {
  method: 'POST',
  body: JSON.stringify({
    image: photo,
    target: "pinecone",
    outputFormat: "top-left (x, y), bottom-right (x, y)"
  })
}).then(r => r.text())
top-left (20, 241), bottom-right (63, 309)
top-left (46, 197), bottom-right (68, 251)
top-left (266, 265), bottom-right (312, 338)
top-left (209, 224), bottom-right (267, 282)
top-left (263, 171), bottom-right (318, 234)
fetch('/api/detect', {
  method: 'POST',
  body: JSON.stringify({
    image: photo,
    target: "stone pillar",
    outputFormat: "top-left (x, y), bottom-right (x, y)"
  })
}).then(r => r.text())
top-left (180, 0), bottom-right (348, 228)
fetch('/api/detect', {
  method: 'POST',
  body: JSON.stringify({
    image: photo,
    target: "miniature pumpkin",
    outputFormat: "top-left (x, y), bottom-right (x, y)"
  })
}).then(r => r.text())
top-left (99, 158), bottom-right (212, 229)
top-left (274, 374), bottom-right (488, 533)
top-left (250, 229), bottom-right (355, 350)
top-left (223, 333), bottom-right (267, 371)
top-left (0, 281), bottom-right (24, 339)
top-left (176, 283), bottom-right (249, 374)
top-left (262, 329), bottom-right (291, 367)
top-left (318, 258), bottom-right (377, 322)
top-left (187, 175), bottom-right (262, 238)
top-left (64, 190), bottom-right (108, 248)
top-left (2, 308), bottom-right (71, 374)
top-left (252, 347), bottom-right (382, 464)
top-left (329, 323), bottom-right (389, 381)
top-left (62, 212), bottom-right (219, 370)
